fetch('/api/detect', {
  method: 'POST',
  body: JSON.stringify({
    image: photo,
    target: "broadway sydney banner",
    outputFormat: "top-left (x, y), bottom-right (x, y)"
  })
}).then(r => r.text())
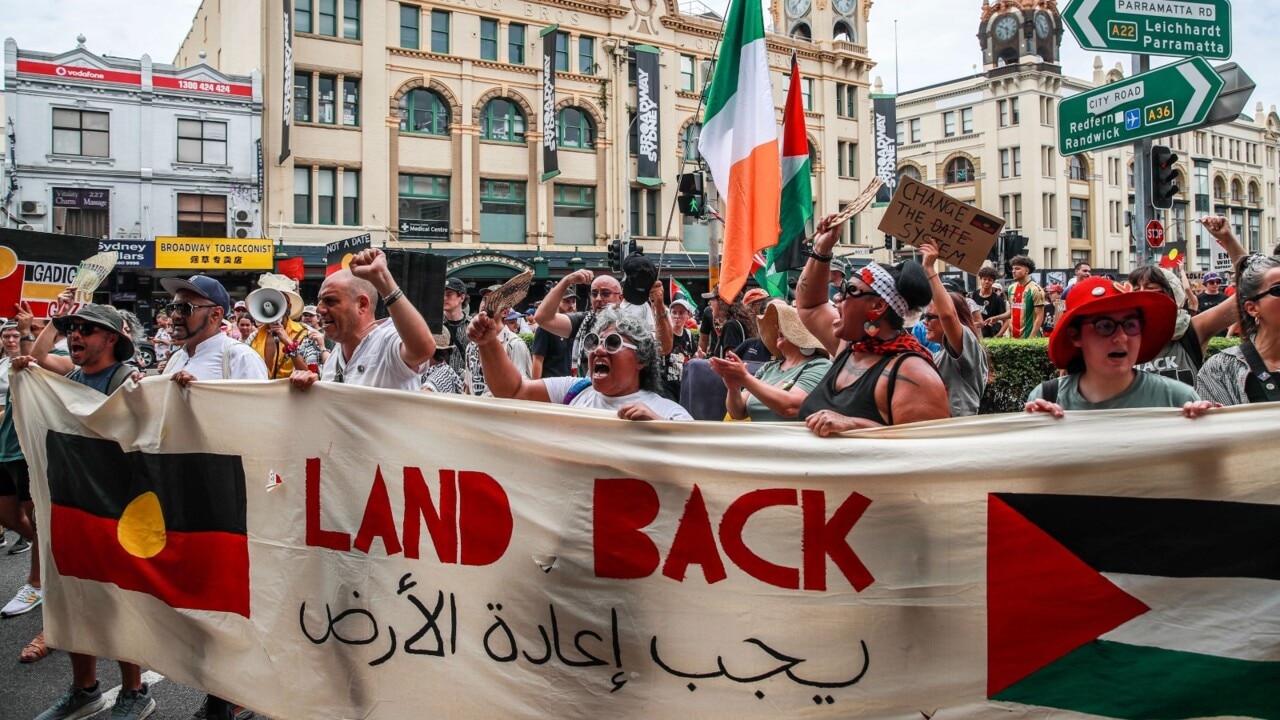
top-left (539, 25), bottom-right (560, 182)
top-left (871, 94), bottom-right (897, 206)
top-left (14, 370), bottom-right (1280, 720)
top-left (634, 45), bottom-right (662, 186)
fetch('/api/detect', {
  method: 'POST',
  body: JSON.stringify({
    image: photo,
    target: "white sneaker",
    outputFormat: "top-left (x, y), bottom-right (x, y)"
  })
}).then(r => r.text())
top-left (1, 583), bottom-right (43, 617)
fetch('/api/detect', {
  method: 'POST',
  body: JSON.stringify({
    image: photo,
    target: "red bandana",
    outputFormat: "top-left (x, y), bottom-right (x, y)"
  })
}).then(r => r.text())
top-left (852, 332), bottom-right (934, 363)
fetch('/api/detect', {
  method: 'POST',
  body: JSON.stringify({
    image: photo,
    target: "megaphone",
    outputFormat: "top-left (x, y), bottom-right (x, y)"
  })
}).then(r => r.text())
top-left (247, 288), bottom-right (288, 324)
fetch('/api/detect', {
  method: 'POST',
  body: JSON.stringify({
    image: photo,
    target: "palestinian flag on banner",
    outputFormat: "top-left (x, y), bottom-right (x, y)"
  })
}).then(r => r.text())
top-left (697, 0), bottom-right (779, 303)
top-left (988, 493), bottom-right (1280, 718)
top-left (46, 431), bottom-right (250, 617)
top-left (754, 52), bottom-right (811, 299)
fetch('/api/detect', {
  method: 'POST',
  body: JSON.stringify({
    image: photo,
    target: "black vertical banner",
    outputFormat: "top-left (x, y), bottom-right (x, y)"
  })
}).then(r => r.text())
top-left (279, 0), bottom-right (294, 163)
top-left (635, 45), bottom-right (661, 186)
top-left (540, 25), bottom-right (560, 182)
top-left (872, 94), bottom-right (897, 206)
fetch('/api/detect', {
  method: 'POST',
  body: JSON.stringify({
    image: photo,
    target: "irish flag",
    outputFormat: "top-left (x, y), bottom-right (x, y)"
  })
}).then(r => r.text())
top-left (698, 0), bottom-right (779, 303)
top-left (755, 52), bottom-right (811, 298)
top-left (988, 493), bottom-right (1280, 718)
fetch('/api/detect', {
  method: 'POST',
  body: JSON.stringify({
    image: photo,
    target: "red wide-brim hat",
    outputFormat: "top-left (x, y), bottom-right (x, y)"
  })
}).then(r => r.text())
top-left (1047, 276), bottom-right (1177, 369)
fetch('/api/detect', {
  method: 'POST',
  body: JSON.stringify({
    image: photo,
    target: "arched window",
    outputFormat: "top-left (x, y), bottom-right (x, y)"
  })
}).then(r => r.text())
top-left (682, 123), bottom-right (702, 161)
top-left (1213, 175), bottom-right (1227, 200)
top-left (1249, 180), bottom-right (1261, 203)
top-left (480, 98), bottom-right (526, 143)
top-left (1068, 155), bottom-right (1088, 181)
top-left (833, 21), bottom-right (855, 42)
top-left (898, 165), bottom-right (922, 183)
top-left (1230, 178), bottom-right (1243, 202)
top-left (945, 157), bottom-right (974, 184)
top-left (558, 107), bottom-right (595, 149)
top-left (790, 23), bottom-right (812, 41)
top-left (399, 89), bottom-right (450, 136)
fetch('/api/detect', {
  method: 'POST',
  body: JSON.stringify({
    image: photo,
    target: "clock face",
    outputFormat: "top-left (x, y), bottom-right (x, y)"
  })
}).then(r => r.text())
top-left (785, 0), bottom-right (812, 19)
top-left (833, 0), bottom-right (856, 16)
top-left (1035, 13), bottom-right (1052, 38)
top-left (994, 15), bottom-right (1018, 41)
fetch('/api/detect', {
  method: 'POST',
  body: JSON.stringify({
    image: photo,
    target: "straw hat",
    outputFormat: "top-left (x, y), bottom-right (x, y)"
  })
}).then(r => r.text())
top-left (258, 273), bottom-right (304, 320)
top-left (759, 303), bottom-right (827, 358)
top-left (432, 330), bottom-right (452, 351)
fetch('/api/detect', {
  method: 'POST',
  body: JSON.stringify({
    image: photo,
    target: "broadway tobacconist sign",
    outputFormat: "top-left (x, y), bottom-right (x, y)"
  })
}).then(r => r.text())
top-left (155, 237), bottom-right (274, 271)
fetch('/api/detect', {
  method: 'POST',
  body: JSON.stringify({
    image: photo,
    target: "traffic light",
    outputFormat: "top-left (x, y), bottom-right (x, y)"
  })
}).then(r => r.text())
top-left (1150, 145), bottom-right (1179, 210)
top-left (1002, 232), bottom-right (1029, 259)
top-left (884, 234), bottom-right (895, 251)
top-left (607, 239), bottom-right (624, 272)
top-left (677, 172), bottom-right (706, 217)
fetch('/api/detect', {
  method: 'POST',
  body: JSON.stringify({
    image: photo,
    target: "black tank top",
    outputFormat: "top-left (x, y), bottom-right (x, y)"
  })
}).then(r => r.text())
top-left (798, 348), bottom-right (925, 426)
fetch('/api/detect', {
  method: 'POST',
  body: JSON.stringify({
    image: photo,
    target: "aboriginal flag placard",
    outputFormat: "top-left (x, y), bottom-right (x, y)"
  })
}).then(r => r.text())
top-left (46, 431), bottom-right (250, 617)
top-left (325, 233), bottom-right (371, 276)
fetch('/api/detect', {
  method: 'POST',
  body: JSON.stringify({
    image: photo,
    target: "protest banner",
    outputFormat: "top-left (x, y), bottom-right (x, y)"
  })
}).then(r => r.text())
top-left (877, 176), bottom-right (1004, 275)
top-left (14, 371), bottom-right (1280, 720)
top-left (0, 228), bottom-right (99, 318)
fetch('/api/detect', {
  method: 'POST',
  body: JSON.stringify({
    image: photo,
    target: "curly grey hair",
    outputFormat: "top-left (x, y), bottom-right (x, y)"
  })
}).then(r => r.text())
top-left (588, 306), bottom-right (661, 393)
top-left (1236, 253), bottom-right (1280, 339)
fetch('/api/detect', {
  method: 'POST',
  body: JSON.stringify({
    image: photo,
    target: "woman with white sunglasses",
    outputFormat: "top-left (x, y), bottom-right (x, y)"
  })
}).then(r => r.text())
top-left (467, 306), bottom-right (691, 420)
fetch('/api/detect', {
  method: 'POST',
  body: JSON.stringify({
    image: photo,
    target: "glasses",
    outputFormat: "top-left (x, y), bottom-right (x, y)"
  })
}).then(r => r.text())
top-left (164, 302), bottom-right (218, 317)
top-left (1082, 315), bottom-right (1144, 338)
top-left (589, 289), bottom-right (617, 299)
top-left (1248, 284), bottom-right (1280, 303)
top-left (64, 322), bottom-right (100, 337)
top-left (839, 283), bottom-right (875, 300)
top-left (583, 332), bottom-right (638, 354)
top-left (920, 313), bottom-right (940, 323)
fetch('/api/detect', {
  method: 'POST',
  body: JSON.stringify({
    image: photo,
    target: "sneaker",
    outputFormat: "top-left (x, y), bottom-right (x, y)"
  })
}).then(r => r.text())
top-left (1, 583), bottom-right (42, 617)
top-left (0, 529), bottom-right (8, 549)
top-left (34, 683), bottom-right (106, 720)
top-left (109, 683), bottom-right (157, 720)
top-left (8, 536), bottom-right (31, 554)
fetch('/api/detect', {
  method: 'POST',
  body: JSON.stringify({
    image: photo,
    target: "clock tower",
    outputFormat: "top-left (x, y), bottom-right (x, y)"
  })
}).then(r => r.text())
top-left (978, 0), bottom-right (1062, 73)
top-left (775, 0), bottom-right (865, 45)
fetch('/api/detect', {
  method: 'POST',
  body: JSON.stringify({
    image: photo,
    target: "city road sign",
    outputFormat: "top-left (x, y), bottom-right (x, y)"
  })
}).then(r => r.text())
top-left (1058, 57), bottom-right (1224, 155)
top-left (1063, 0), bottom-right (1231, 60)
top-left (1146, 219), bottom-right (1165, 248)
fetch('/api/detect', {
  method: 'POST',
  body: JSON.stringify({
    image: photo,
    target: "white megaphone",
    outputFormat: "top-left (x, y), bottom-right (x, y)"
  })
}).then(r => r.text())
top-left (247, 288), bottom-right (288, 324)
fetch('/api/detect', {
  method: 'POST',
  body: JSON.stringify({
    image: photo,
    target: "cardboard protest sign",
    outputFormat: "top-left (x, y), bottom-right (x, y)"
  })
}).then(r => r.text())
top-left (877, 177), bottom-right (1004, 275)
top-left (325, 233), bottom-right (372, 276)
top-left (0, 228), bottom-right (101, 318)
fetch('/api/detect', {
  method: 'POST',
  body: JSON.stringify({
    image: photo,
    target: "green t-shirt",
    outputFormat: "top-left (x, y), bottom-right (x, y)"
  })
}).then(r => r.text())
top-left (1026, 370), bottom-right (1200, 411)
top-left (744, 356), bottom-right (833, 422)
top-left (0, 347), bottom-right (70, 462)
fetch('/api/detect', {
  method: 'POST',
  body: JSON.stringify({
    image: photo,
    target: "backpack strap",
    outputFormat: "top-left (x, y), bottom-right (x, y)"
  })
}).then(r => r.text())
top-left (1038, 377), bottom-right (1060, 404)
top-left (1239, 341), bottom-right (1280, 403)
top-left (562, 378), bottom-right (592, 405)
top-left (106, 363), bottom-right (133, 395)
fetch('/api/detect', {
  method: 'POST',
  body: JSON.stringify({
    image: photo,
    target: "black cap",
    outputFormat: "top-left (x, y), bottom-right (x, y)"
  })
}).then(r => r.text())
top-left (444, 277), bottom-right (467, 295)
top-left (621, 253), bottom-right (657, 305)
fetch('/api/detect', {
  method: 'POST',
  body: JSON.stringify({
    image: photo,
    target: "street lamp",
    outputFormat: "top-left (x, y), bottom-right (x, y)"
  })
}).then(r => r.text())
top-left (568, 247), bottom-right (585, 272)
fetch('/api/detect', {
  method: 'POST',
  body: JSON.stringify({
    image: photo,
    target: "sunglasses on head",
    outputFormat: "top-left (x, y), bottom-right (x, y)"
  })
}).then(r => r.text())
top-left (1248, 284), bottom-right (1280, 303)
top-left (1082, 315), bottom-right (1144, 338)
top-left (64, 322), bottom-right (100, 337)
top-left (583, 332), bottom-right (637, 354)
top-left (164, 301), bottom-right (218, 317)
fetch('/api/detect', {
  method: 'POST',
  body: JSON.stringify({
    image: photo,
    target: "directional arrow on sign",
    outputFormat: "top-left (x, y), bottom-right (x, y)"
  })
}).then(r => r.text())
top-left (1058, 57), bottom-right (1225, 156)
top-left (1063, 0), bottom-right (1232, 60)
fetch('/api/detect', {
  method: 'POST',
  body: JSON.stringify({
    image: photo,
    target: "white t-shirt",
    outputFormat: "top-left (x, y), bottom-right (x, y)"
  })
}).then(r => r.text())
top-left (321, 320), bottom-right (426, 391)
top-left (163, 332), bottom-right (269, 381)
top-left (542, 376), bottom-right (692, 420)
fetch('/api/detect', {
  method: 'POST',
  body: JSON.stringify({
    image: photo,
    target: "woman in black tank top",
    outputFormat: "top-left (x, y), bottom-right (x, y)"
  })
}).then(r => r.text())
top-left (794, 214), bottom-right (951, 435)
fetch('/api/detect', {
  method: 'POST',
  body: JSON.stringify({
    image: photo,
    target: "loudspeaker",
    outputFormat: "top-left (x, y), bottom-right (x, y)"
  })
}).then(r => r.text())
top-left (247, 288), bottom-right (288, 324)
top-left (385, 250), bottom-right (447, 333)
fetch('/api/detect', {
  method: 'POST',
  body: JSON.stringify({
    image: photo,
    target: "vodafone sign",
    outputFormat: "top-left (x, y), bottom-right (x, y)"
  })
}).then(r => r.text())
top-left (17, 60), bottom-right (140, 86)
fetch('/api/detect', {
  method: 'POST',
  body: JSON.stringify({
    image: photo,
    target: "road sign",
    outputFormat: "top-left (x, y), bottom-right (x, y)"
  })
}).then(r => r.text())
top-left (1198, 63), bottom-right (1256, 128)
top-left (398, 218), bottom-right (448, 240)
top-left (1146, 219), bottom-right (1165, 248)
top-left (1058, 57), bottom-right (1224, 155)
top-left (1063, 0), bottom-right (1231, 60)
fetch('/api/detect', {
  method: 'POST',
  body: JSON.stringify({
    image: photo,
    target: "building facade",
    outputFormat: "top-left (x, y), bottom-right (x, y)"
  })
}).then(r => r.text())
top-left (878, 0), bottom-right (1280, 278)
top-left (2, 37), bottom-right (264, 315)
top-left (174, 0), bottom-right (877, 291)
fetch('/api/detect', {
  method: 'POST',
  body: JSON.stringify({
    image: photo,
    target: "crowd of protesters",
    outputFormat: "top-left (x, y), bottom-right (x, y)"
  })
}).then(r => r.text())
top-left (0, 215), bottom-right (1273, 719)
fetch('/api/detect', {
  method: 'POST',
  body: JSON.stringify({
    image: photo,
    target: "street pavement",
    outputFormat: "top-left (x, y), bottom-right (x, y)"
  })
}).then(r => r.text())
top-left (0, 529), bottom-right (210, 720)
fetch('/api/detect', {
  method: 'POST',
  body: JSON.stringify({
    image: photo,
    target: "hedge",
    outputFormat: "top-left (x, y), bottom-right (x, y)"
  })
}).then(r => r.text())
top-left (979, 336), bottom-right (1241, 414)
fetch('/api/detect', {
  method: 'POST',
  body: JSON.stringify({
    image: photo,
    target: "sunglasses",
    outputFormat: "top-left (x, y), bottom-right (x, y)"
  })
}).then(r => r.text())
top-left (920, 313), bottom-right (940, 323)
top-left (589, 289), bottom-right (617, 299)
top-left (164, 302), bottom-right (218, 317)
top-left (1082, 315), bottom-right (1144, 338)
top-left (583, 332), bottom-right (637, 354)
top-left (64, 322), bottom-right (100, 336)
top-left (839, 283), bottom-right (875, 300)
top-left (1248, 284), bottom-right (1280, 303)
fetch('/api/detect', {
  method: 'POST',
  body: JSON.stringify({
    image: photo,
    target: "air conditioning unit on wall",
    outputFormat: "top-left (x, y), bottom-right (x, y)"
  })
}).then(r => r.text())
top-left (234, 227), bottom-right (251, 238)
top-left (20, 200), bottom-right (46, 216)
top-left (232, 207), bottom-right (253, 224)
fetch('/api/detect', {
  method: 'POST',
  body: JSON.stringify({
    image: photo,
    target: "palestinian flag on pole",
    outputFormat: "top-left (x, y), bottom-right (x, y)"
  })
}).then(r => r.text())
top-left (755, 52), bottom-right (811, 299)
top-left (46, 431), bottom-right (250, 617)
top-left (988, 493), bottom-right (1280, 719)
top-left (698, 0), bottom-right (779, 303)
top-left (669, 277), bottom-right (693, 303)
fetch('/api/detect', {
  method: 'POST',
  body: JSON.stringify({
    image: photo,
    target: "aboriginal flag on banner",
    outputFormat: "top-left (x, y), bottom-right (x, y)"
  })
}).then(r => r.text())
top-left (325, 233), bottom-right (371, 277)
top-left (988, 493), bottom-right (1280, 719)
top-left (45, 431), bottom-right (250, 617)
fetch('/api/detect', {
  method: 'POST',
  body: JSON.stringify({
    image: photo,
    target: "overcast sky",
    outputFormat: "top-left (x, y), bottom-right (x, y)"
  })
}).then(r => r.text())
top-left (3, 0), bottom-right (1276, 117)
